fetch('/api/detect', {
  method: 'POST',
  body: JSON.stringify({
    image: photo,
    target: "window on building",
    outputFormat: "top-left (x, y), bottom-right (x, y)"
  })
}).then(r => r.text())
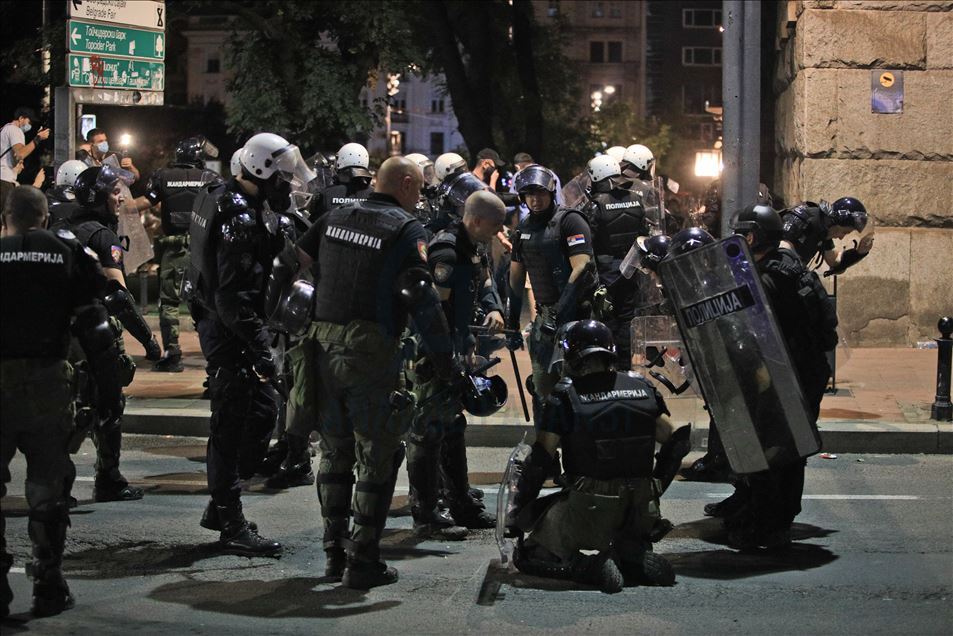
top-left (607, 41), bottom-right (622, 63)
top-left (206, 55), bottom-right (220, 74)
top-left (608, 2), bottom-right (622, 18)
top-left (683, 8), bottom-right (723, 28)
top-left (590, 41), bottom-right (604, 63)
top-left (392, 96), bottom-right (407, 112)
top-left (430, 132), bottom-right (445, 157)
top-left (591, 2), bottom-right (604, 18)
top-left (430, 98), bottom-right (445, 114)
top-left (682, 47), bottom-right (722, 67)
top-left (547, 1), bottom-right (558, 17)
top-left (683, 84), bottom-right (720, 115)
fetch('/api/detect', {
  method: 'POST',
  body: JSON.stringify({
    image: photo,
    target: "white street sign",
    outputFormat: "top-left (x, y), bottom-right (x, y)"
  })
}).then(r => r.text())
top-left (68, 0), bottom-right (166, 31)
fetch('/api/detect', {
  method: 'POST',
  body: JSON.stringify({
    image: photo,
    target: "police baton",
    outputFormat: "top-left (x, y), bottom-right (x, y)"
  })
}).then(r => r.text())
top-left (389, 356), bottom-right (501, 411)
top-left (509, 348), bottom-right (530, 422)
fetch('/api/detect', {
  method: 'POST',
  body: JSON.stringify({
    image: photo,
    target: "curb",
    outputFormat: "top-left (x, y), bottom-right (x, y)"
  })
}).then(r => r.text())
top-left (123, 403), bottom-right (952, 454)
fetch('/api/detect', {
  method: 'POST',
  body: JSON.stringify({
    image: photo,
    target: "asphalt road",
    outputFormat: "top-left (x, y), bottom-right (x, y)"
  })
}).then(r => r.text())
top-left (2, 436), bottom-right (951, 635)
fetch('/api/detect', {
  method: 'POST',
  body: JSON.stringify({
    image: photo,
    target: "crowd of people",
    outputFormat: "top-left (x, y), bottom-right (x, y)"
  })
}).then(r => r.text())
top-left (2, 103), bottom-right (876, 615)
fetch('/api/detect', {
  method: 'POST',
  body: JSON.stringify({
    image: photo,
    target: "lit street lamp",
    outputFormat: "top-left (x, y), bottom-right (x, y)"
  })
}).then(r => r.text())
top-left (385, 73), bottom-right (400, 157)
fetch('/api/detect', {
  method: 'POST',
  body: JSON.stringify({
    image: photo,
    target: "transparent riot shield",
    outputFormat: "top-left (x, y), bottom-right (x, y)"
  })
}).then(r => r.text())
top-left (657, 235), bottom-right (820, 474)
top-left (496, 437), bottom-right (531, 564)
top-left (631, 315), bottom-right (699, 399)
top-left (561, 171), bottom-right (591, 210)
top-left (440, 171), bottom-right (489, 209)
top-left (100, 155), bottom-right (154, 271)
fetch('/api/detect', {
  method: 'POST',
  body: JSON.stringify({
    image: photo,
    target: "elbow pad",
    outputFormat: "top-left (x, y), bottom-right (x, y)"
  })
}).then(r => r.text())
top-left (653, 424), bottom-right (692, 494)
top-left (103, 280), bottom-right (153, 347)
top-left (824, 248), bottom-right (867, 277)
top-left (265, 243), bottom-right (300, 320)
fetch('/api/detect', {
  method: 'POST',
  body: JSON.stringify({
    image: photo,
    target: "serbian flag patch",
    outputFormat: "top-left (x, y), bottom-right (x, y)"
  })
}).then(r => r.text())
top-left (566, 234), bottom-right (586, 246)
top-left (417, 240), bottom-right (428, 262)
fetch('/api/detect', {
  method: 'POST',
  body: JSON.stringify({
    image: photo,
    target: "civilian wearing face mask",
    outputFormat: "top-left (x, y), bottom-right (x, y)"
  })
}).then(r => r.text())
top-left (1, 107), bottom-right (50, 210)
top-left (80, 128), bottom-right (140, 183)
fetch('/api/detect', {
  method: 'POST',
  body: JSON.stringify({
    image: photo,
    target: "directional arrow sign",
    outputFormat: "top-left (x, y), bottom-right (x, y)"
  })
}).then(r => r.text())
top-left (68, 20), bottom-right (165, 61)
top-left (69, 0), bottom-right (166, 31)
top-left (68, 53), bottom-right (165, 91)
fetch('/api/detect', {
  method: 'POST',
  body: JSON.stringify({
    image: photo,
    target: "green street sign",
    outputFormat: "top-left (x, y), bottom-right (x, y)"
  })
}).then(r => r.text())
top-left (68, 53), bottom-right (165, 91)
top-left (68, 19), bottom-right (165, 61)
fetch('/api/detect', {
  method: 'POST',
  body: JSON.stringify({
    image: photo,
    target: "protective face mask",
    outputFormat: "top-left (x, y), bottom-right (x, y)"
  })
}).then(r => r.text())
top-left (96, 141), bottom-right (109, 153)
top-left (20, 123), bottom-right (31, 133)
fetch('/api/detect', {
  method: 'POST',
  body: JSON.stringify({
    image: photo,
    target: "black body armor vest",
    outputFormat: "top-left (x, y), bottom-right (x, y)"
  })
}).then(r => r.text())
top-left (517, 207), bottom-right (578, 305)
top-left (312, 200), bottom-right (416, 332)
top-left (556, 371), bottom-right (662, 479)
top-left (154, 165), bottom-right (222, 235)
top-left (430, 222), bottom-right (486, 351)
top-left (588, 187), bottom-right (648, 263)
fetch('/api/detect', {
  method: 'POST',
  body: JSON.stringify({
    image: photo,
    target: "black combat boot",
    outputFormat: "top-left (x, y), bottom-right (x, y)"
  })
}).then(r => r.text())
top-left (256, 435), bottom-right (288, 478)
top-left (92, 424), bottom-right (143, 502)
top-left (514, 544), bottom-right (623, 594)
top-left (200, 499), bottom-right (257, 532)
top-left (342, 538), bottom-right (398, 590)
top-left (620, 551), bottom-right (675, 587)
top-left (216, 503), bottom-right (281, 557)
top-left (322, 517), bottom-right (349, 581)
top-left (28, 515), bottom-right (75, 617)
top-left (153, 344), bottom-right (184, 373)
top-left (440, 429), bottom-right (496, 529)
top-left (265, 433), bottom-right (314, 488)
top-left (408, 445), bottom-right (468, 540)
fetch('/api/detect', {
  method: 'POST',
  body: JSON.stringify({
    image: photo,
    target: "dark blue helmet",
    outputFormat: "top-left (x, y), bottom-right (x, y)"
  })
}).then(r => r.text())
top-left (174, 136), bottom-right (218, 167)
top-left (514, 164), bottom-right (557, 195)
top-left (73, 165), bottom-right (133, 208)
top-left (668, 227), bottom-right (715, 257)
top-left (731, 204), bottom-right (783, 251)
top-left (827, 197), bottom-right (867, 232)
top-left (562, 320), bottom-right (616, 370)
top-left (636, 234), bottom-right (671, 273)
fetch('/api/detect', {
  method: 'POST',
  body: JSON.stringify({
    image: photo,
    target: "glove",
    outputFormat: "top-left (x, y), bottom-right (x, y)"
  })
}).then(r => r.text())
top-left (251, 353), bottom-right (276, 381)
top-left (144, 337), bottom-right (161, 361)
top-left (506, 331), bottom-right (524, 351)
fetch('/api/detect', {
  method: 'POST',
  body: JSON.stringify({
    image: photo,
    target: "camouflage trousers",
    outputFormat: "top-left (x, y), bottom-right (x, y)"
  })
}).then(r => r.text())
top-left (154, 234), bottom-right (189, 349)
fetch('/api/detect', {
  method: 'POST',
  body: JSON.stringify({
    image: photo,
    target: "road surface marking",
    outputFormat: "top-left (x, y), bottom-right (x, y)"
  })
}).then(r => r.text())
top-left (706, 493), bottom-right (921, 500)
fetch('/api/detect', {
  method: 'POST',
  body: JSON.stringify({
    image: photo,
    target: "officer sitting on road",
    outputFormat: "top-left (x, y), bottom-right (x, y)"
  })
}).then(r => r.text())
top-left (1, 186), bottom-right (121, 617)
top-left (505, 320), bottom-right (690, 593)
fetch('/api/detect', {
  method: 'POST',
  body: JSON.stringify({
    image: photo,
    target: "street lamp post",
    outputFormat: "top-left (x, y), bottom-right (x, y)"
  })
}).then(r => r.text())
top-left (385, 73), bottom-right (400, 157)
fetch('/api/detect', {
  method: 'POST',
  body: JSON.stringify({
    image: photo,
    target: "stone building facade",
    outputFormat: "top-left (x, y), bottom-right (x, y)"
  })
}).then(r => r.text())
top-left (773, 0), bottom-right (953, 346)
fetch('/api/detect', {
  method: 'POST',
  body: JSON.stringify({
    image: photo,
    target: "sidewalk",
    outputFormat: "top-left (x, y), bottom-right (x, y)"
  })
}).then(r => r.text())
top-left (121, 318), bottom-right (952, 452)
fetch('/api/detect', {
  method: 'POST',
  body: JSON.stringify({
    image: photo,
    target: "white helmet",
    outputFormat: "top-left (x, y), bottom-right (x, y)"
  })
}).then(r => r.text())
top-left (336, 143), bottom-right (369, 170)
top-left (434, 152), bottom-right (467, 182)
top-left (623, 144), bottom-right (655, 173)
top-left (56, 160), bottom-right (89, 187)
top-left (587, 155), bottom-right (621, 184)
top-left (606, 146), bottom-right (626, 162)
top-left (229, 148), bottom-right (244, 177)
top-left (405, 153), bottom-right (437, 185)
top-left (240, 132), bottom-right (316, 184)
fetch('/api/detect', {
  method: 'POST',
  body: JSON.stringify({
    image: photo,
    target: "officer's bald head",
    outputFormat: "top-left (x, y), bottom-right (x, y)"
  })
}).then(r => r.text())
top-left (4, 186), bottom-right (48, 232)
top-left (462, 190), bottom-right (506, 243)
top-left (376, 156), bottom-right (424, 214)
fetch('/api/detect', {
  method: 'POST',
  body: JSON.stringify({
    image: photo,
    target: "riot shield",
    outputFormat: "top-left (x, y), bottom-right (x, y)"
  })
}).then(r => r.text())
top-left (100, 155), bottom-right (153, 271)
top-left (440, 171), bottom-right (489, 209)
top-left (561, 172), bottom-right (591, 210)
top-left (657, 235), bottom-right (820, 474)
top-left (631, 315), bottom-right (699, 399)
top-left (496, 438), bottom-right (531, 564)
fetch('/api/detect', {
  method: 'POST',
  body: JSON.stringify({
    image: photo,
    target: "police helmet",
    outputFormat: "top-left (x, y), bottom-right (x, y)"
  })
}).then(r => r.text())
top-left (731, 204), bottom-right (783, 251)
top-left (561, 320), bottom-right (616, 370)
top-left (405, 152), bottom-right (437, 186)
top-left (55, 160), bottom-right (88, 187)
top-left (827, 197), bottom-right (868, 232)
top-left (229, 148), bottom-right (244, 177)
top-left (623, 144), bottom-right (655, 174)
top-left (668, 227), bottom-right (716, 257)
top-left (175, 136), bottom-right (218, 167)
top-left (462, 372), bottom-right (508, 417)
top-left (587, 155), bottom-right (621, 184)
top-left (435, 152), bottom-right (467, 182)
top-left (335, 142), bottom-right (371, 180)
top-left (241, 133), bottom-right (315, 185)
top-left (514, 164), bottom-right (557, 195)
top-left (636, 234), bottom-right (671, 273)
top-left (605, 146), bottom-right (626, 162)
top-left (73, 165), bottom-right (134, 208)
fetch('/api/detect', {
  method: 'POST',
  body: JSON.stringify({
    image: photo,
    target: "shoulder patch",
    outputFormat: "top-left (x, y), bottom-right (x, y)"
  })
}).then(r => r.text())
top-left (434, 262), bottom-right (453, 283)
top-left (417, 240), bottom-right (428, 262)
top-left (110, 245), bottom-right (124, 264)
top-left (55, 228), bottom-right (76, 240)
top-left (566, 233), bottom-right (586, 246)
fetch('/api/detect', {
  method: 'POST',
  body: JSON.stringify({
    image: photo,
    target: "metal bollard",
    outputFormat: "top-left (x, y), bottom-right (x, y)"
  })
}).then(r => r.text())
top-left (931, 316), bottom-right (952, 422)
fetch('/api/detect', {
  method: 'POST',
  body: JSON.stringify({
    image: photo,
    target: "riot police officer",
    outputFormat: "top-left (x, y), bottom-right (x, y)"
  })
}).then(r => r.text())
top-left (276, 156), bottom-right (458, 589)
top-left (136, 137), bottom-right (223, 371)
top-left (406, 190), bottom-right (506, 534)
top-left (507, 164), bottom-right (597, 423)
top-left (584, 155), bottom-right (651, 369)
top-left (719, 204), bottom-right (838, 548)
top-left (504, 320), bottom-right (690, 592)
top-left (308, 142), bottom-right (373, 220)
top-left (44, 160), bottom-right (87, 228)
top-left (780, 197), bottom-right (873, 272)
top-left (188, 132), bottom-right (309, 557)
top-left (70, 165), bottom-right (160, 502)
top-left (1, 186), bottom-right (121, 616)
